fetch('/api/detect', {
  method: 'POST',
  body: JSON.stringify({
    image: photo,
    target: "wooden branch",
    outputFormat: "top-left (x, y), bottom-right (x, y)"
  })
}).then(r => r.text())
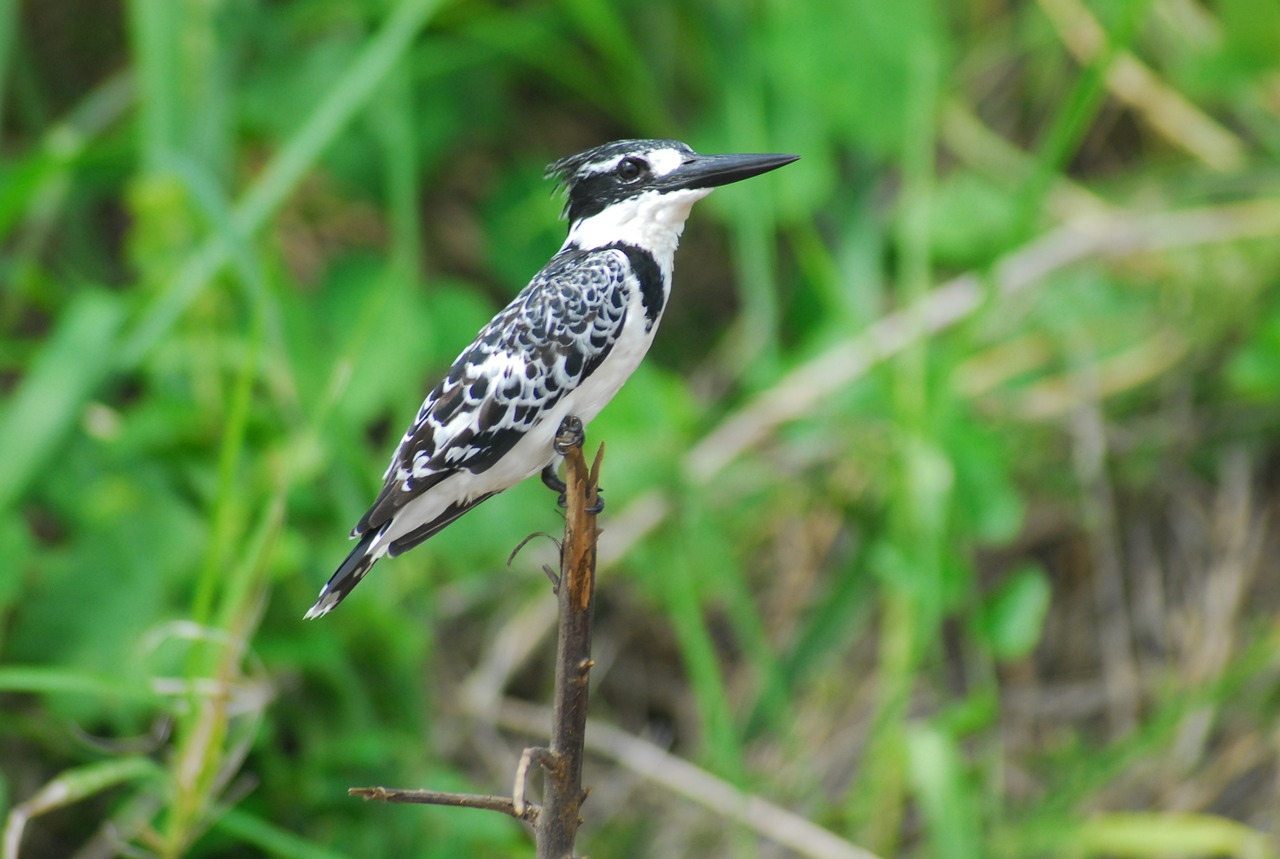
top-left (349, 416), bottom-right (603, 858)
top-left (348, 786), bottom-right (538, 825)
top-left (493, 698), bottom-right (886, 859)
top-left (535, 416), bottom-right (603, 858)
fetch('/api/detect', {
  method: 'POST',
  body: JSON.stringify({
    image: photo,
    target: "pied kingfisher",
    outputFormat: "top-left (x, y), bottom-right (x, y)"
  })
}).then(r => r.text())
top-left (306, 139), bottom-right (798, 618)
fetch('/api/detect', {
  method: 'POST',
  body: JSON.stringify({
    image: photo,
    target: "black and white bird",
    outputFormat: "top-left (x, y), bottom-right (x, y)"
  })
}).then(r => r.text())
top-left (306, 139), bottom-right (798, 618)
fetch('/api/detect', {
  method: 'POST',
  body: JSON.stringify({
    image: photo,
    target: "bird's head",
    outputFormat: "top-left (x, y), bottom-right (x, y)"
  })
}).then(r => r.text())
top-left (547, 139), bottom-right (798, 254)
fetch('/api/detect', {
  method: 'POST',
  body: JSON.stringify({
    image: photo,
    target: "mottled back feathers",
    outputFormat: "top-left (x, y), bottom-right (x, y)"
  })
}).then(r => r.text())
top-left (354, 246), bottom-right (636, 538)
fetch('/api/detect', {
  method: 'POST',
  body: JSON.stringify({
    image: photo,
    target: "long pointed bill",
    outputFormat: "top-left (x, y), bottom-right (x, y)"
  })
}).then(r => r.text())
top-left (660, 151), bottom-right (800, 191)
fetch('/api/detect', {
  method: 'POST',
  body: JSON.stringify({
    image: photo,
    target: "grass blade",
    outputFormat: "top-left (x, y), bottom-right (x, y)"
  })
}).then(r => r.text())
top-left (0, 291), bottom-right (125, 511)
top-left (3, 758), bottom-right (162, 859)
top-left (120, 0), bottom-right (445, 367)
top-left (0, 666), bottom-right (155, 704)
top-left (215, 807), bottom-right (354, 859)
top-left (0, 0), bottom-right (15, 131)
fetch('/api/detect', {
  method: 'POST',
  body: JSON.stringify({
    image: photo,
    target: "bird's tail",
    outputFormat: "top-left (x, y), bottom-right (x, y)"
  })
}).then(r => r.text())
top-left (305, 528), bottom-right (384, 619)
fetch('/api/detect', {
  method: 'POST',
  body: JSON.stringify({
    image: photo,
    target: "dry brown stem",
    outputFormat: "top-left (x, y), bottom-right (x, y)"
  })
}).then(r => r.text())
top-left (534, 416), bottom-right (603, 858)
top-left (349, 417), bottom-right (603, 859)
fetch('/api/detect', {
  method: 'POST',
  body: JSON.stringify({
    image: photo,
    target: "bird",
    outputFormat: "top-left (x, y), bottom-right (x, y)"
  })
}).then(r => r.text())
top-left (306, 139), bottom-right (799, 618)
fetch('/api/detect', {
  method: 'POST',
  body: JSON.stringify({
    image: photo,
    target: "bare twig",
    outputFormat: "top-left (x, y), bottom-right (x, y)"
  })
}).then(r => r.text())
top-left (350, 416), bottom-right (603, 858)
top-left (534, 416), bottom-right (603, 858)
top-left (1170, 447), bottom-right (1267, 780)
top-left (463, 597), bottom-right (560, 715)
top-left (1066, 335), bottom-right (1140, 736)
top-left (940, 99), bottom-right (1110, 220)
top-left (348, 787), bottom-right (537, 824)
top-left (493, 697), bottom-right (886, 859)
top-left (514, 746), bottom-right (554, 818)
top-left (1036, 0), bottom-right (1247, 170)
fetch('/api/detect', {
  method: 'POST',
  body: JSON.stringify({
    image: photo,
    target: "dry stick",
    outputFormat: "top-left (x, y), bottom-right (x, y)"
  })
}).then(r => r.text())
top-left (348, 786), bottom-right (533, 823)
top-left (534, 416), bottom-right (603, 858)
top-left (492, 696), bottom-right (886, 859)
top-left (349, 416), bottom-right (603, 859)
top-left (1036, 0), bottom-right (1247, 170)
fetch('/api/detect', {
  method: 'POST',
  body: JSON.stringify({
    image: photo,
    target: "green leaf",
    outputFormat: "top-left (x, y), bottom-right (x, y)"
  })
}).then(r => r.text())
top-left (976, 564), bottom-right (1051, 660)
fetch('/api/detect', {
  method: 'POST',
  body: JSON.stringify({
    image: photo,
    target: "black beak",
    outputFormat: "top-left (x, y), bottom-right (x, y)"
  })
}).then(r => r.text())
top-left (661, 151), bottom-right (800, 192)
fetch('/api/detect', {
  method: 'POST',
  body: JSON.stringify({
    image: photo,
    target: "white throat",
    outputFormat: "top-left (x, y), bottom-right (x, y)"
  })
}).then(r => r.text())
top-left (562, 187), bottom-right (713, 267)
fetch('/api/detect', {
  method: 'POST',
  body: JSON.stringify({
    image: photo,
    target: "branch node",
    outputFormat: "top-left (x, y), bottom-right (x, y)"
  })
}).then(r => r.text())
top-left (542, 564), bottom-right (561, 590)
top-left (352, 786), bottom-right (389, 802)
top-left (514, 746), bottom-right (554, 818)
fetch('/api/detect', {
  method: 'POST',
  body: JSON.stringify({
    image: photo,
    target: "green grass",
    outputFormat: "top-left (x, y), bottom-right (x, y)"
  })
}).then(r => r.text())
top-left (3, 0), bottom-right (1280, 857)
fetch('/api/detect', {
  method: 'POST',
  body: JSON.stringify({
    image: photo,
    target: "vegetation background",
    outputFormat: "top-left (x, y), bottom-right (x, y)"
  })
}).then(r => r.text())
top-left (2, 0), bottom-right (1278, 856)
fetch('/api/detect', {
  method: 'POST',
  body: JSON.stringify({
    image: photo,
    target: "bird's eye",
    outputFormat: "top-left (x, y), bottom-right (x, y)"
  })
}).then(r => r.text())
top-left (616, 157), bottom-right (647, 181)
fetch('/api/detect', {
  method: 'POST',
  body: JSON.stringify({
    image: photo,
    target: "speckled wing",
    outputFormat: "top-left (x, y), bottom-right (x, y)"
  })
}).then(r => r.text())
top-left (354, 247), bottom-right (630, 542)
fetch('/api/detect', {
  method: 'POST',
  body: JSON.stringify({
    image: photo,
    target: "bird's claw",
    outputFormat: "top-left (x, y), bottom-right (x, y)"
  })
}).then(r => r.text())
top-left (546, 417), bottom-right (601, 512)
top-left (552, 487), bottom-right (604, 514)
top-left (553, 415), bottom-right (585, 455)
top-left (541, 462), bottom-right (567, 495)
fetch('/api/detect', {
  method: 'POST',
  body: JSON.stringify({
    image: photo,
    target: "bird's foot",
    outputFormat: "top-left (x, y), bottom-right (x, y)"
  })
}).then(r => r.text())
top-left (553, 415), bottom-right (585, 455)
top-left (540, 462), bottom-right (567, 496)
top-left (548, 416), bottom-right (602, 512)
top-left (541, 462), bottom-right (574, 508)
top-left (543, 463), bottom-right (604, 513)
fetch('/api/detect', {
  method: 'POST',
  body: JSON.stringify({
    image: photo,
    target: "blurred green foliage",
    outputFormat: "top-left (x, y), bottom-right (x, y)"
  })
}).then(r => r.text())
top-left (3, 0), bottom-right (1280, 857)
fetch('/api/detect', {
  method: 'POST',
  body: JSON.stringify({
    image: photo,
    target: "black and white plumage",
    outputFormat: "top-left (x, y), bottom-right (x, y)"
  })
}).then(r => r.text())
top-left (306, 138), bottom-right (798, 618)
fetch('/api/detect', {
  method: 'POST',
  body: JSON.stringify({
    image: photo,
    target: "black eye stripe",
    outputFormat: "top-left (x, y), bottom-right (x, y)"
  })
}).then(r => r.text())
top-left (552, 142), bottom-right (697, 222)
